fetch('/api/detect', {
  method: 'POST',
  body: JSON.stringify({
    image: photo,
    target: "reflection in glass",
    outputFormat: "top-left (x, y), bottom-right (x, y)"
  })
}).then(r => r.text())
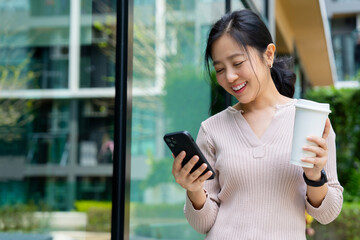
top-left (231, 0), bottom-right (246, 11)
top-left (130, 0), bottom-right (225, 239)
top-left (0, 0), bottom-right (71, 89)
top-left (0, 0), bottom-right (114, 239)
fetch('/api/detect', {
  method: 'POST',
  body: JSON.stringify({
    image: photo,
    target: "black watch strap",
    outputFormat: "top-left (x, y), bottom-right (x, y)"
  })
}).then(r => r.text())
top-left (303, 169), bottom-right (328, 187)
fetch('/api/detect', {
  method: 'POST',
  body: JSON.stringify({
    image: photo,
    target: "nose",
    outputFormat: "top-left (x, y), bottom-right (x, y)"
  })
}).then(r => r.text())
top-left (226, 69), bottom-right (238, 83)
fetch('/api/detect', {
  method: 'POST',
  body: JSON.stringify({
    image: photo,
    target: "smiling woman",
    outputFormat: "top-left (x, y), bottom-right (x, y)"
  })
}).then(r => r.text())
top-left (171, 9), bottom-right (343, 240)
top-left (205, 10), bottom-right (296, 107)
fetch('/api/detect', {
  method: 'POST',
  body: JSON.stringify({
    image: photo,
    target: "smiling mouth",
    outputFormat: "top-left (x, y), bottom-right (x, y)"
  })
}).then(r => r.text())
top-left (232, 81), bottom-right (247, 92)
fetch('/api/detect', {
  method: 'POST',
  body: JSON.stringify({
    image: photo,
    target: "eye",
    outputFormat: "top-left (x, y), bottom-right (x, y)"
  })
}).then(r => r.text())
top-left (234, 61), bottom-right (245, 67)
top-left (215, 68), bottom-right (224, 73)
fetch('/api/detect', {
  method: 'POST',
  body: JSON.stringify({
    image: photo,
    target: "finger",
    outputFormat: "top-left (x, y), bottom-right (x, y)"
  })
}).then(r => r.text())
top-left (173, 151), bottom-right (186, 171)
top-left (322, 118), bottom-right (331, 139)
top-left (188, 163), bottom-right (208, 181)
top-left (302, 145), bottom-right (326, 157)
top-left (306, 136), bottom-right (327, 151)
top-left (301, 157), bottom-right (325, 167)
top-left (180, 155), bottom-right (199, 175)
top-left (197, 170), bottom-right (213, 183)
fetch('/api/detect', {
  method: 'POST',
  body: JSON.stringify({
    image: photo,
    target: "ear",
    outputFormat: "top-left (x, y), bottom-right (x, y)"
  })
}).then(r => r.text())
top-left (264, 43), bottom-right (276, 66)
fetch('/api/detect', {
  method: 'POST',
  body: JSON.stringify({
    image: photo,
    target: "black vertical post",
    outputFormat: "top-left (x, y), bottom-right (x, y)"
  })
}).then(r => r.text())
top-left (111, 0), bottom-right (133, 239)
top-left (265, 0), bottom-right (269, 20)
top-left (224, 0), bottom-right (232, 107)
top-left (226, 0), bottom-right (231, 13)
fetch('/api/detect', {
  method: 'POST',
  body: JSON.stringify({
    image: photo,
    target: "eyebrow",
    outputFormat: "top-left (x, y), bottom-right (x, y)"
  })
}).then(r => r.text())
top-left (213, 53), bottom-right (244, 66)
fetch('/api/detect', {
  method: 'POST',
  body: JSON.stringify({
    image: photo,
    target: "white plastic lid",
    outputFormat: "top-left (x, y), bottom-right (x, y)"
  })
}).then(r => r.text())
top-left (295, 99), bottom-right (331, 113)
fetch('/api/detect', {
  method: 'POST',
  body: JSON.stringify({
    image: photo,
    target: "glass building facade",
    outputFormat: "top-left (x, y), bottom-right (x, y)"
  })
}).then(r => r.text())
top-left (0, 0), bottom-right (314, 239)
top-left (325, 0), bottom-right (360, 84)
top-left (0, 0), bottom-right (116, 238)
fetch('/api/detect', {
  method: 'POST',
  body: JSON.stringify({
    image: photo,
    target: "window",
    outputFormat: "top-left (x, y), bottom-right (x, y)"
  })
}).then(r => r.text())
top-left (129, 0), bottom-right (224, 238)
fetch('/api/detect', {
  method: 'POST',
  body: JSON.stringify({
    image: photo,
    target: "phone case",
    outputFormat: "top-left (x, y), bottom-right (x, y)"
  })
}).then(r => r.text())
top-left (163, 131), bottom-right (215, 180)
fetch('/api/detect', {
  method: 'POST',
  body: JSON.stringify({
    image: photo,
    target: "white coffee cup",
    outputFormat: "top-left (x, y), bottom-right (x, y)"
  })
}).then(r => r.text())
top-left (291, 99), bottom-right (331, 168)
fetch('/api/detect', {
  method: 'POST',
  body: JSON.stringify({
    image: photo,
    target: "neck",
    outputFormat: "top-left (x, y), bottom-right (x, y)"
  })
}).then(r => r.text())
top-left (234, 82), bottom-right (291, 113)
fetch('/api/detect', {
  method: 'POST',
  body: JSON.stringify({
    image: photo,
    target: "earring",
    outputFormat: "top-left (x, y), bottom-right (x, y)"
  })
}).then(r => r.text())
top-left (269, 63), bottom-right (273, 68)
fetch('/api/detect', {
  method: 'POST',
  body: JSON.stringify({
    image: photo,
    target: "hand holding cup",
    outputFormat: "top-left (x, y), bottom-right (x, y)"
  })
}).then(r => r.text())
top-left (301, 118), bottom-right (331, 180)
top-left (291, 99), bottom-right (331, 168)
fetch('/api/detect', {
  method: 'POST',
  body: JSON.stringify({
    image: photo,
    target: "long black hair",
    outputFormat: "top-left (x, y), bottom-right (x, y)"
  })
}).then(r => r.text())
top-left (205, 9), bottom-right (296, 98)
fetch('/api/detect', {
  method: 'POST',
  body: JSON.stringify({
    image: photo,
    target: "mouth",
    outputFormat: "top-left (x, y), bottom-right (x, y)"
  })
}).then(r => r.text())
top-left (231, 81), bottom-right (247, 93)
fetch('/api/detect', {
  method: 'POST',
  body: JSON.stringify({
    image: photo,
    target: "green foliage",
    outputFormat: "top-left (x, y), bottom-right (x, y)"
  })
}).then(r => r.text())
top-left (74, 200), bottom-right (112, 212)
top-left (86, 207), bottom-right (111, 232)
top-left (305, 86), bottom-right (360, 201)
top-left (74, 201), bottom-right (188, 233)
top-left (141, 153), bottom-right (175, 189)
top-left (0, 203), bottom-right (44, 232)
top-left (163, 65), bottom-right (211, 137)
top-left (74, 201), bottom-right (112, 232)
top-left (131, 202), bottom-right (204, 239)
top-left (309, 202), bottom-right (360, 240)
top-left (130, 202), bottom-right (184, 219)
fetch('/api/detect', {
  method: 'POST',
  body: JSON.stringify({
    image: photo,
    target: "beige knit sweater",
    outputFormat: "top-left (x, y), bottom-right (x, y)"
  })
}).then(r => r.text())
top-left (184, 99), bottom-right (343, 240)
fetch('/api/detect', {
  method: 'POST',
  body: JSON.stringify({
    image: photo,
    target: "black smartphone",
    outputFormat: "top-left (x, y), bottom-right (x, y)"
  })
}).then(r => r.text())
top-left (163, 131), bottom-right (215, 180)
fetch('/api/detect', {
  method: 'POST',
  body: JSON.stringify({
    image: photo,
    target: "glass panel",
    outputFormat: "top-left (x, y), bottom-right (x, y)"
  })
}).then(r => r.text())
top-left (78, 99), bottom-right (114, 165)
top-left (331, 17), bottom-right (358, 81)
top-left (130, 0), bottom-right (225, 239)
top-left (251, 0), bottom-right (267, 17)
top-left (232, 0), bottom-right (246, 11)
top-left (0, 1), bottom-right (114, 239)
top-left (80, 0), bottom-right (116, 88)
top-left (0, 0), bottom-right (71, 90)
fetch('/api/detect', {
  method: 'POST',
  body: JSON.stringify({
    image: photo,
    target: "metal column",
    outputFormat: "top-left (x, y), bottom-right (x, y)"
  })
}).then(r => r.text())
top-left (111, 0), bottom-right (133, 239)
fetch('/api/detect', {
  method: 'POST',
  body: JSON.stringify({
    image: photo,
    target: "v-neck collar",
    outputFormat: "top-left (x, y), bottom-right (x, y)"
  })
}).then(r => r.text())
top-left (227, 99), bottom-right (296, 147)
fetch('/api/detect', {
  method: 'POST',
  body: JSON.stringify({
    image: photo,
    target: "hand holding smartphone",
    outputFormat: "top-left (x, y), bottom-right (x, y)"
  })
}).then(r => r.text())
top-left (163, 131), bottom-right (215, 180)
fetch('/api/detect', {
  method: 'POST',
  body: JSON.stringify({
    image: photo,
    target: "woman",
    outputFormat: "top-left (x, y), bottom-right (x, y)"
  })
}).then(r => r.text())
top-left (171, 9), bottom-right (343, 239)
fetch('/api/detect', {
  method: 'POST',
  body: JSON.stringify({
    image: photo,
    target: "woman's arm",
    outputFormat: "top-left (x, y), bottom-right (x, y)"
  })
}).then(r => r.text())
top-left (182, 124), bottom-right (221, 234)
top-left (301, 119), bottom-right (343, 224)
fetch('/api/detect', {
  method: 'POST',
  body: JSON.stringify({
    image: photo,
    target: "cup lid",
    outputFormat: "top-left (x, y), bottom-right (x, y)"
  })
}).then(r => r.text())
top-left (295, 99), bottom-right (331, 113)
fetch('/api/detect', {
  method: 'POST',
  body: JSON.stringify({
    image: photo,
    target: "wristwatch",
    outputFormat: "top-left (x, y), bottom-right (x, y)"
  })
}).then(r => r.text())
top-left (303, 169), bottom-right (328, 187)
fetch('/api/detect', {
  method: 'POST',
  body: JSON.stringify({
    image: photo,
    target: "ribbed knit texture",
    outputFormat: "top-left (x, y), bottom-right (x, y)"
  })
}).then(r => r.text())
top-left (184, 99), bottom-right (343, 240)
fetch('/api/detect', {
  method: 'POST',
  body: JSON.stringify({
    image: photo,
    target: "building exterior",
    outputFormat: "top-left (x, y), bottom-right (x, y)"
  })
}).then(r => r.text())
top-left (325, 0), bottom-right (360, 87)
top-left (0, 0), bottom-right (347, 239)
top-left (0, 0), bottom-right (116, 212)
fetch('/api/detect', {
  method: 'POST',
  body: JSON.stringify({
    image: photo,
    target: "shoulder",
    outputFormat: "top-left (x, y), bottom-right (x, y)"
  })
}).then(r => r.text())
top-left (201, 107), bottom-right (236, 129)
top-left (198, 107), bottom-right (239, 146)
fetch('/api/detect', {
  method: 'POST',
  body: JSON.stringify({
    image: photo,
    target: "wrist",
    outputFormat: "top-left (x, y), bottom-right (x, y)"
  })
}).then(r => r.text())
top-left (303, 169), bottom-right (328, 187)
top-left (305, 172), bottom-right (322, 181)
top-left (187, 189), bottom-right (206, 210)
top-left (187, 188), bottom-right (205, 197)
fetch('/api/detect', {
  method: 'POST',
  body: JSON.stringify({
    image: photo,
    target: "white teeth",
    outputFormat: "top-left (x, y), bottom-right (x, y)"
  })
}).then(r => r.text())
top-left (232, 82), bottom-right (247, 91)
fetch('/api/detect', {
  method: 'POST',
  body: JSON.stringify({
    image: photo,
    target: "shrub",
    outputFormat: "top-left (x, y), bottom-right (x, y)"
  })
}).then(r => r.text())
top-left (0, 203), bottom-right (42, 232)
top-left (75, 201), bottom-right (112, 232)
top-left (305, 87), bottom-right (360, 201)
top-left (309, 202), bottom-right (360, 240)
top-left (74, 201), bottom-right (186, 232)
top-left (74, 200), bottom-right (111, 212)
top-left (130, 202), bottom-right (184, 219)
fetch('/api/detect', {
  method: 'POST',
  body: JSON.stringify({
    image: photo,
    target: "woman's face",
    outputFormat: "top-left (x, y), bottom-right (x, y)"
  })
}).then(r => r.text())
top-left (211, 34), bottom-right (272, 105)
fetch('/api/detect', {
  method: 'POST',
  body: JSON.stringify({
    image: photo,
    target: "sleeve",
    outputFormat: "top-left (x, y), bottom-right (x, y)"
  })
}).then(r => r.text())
top-left (184, 123), bottom-right (221, 234)
top-left (305, 125), bottom-right (344, 224)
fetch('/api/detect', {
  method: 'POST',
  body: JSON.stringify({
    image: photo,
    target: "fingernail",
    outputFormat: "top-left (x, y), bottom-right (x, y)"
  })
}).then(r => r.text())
top-left (192, 156), bottom-right (199, 162)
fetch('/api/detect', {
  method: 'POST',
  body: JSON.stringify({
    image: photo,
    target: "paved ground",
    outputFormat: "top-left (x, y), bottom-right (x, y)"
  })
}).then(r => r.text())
top-left (51, 231), bottom-right (110, 240)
